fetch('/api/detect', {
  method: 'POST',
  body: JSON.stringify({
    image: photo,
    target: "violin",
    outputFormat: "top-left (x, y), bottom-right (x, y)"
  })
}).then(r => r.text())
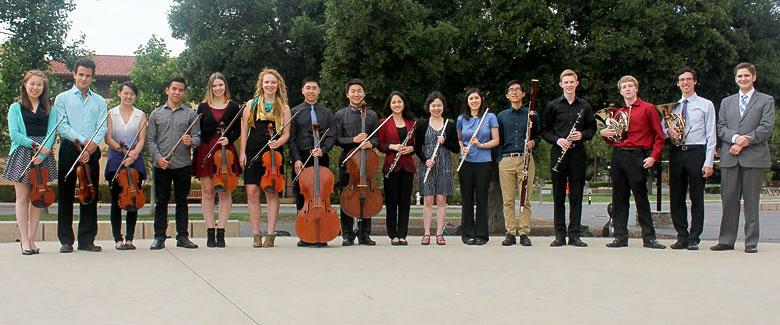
top-left (29, 143), bottom-right (55, 208)
top-left (295, 122), bottom-right (340, 243)
top-left (260, 123), bottom-right (285, 193)
top-left (340, 103), bottom-right (383, 219)
top-left (212, 122), bottom-right (239, 192)
top-left (73, 139), bottom-right (97, 205)
top-left (116, 141), bottom-right (145, 212)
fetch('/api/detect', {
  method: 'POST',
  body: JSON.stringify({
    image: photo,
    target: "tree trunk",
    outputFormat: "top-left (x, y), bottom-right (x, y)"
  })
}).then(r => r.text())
top-left (487, 161), bottom-right (504, 234)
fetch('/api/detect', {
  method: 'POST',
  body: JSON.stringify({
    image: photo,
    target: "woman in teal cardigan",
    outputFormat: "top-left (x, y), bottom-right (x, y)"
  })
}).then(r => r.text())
top-left (2, 70), bottom-right (58, 255)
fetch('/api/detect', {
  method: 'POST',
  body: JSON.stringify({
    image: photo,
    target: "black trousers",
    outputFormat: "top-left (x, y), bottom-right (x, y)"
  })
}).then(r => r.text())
top-left (338, 163), bottom-right (372, 240)
top-left (550, 146), bottom-right (586, 238)
top-left (384, 170), bottom-right (414, 239)
top-left (153, 166), bottom-right (191, 239)
top-left (669, 145), bottom-right (705, 243)
top-left (610, 148), bottom-right (656, 242)
top-left (107, 171), bottom-right (145, 242)
top-left (293, 151), bottom-right (330, 211)
top-left (459, 161), bottom-right (491, 242)
top-left (57, 140), bottom-right (100, 246)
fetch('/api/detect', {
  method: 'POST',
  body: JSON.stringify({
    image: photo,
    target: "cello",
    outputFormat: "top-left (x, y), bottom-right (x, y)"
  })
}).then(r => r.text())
top-left (295, 122), bottom-right (340, 243)
top-left (29, 143), bottom-right (55, 208)
top-left (260, 123), bottom-right (285, 193)
top-left (116, 141), bottom-right (145, 211)
top-left (340, 103), bottom-right (383, 220)
top-left (212, 122), bottom-right (239, 192)
top-left (73, 139), bottom-right (97, 205)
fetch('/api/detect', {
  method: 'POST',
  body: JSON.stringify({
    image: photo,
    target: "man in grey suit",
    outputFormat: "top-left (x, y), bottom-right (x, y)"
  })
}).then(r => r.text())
top-left (712, 62), bottom-right (775, 253)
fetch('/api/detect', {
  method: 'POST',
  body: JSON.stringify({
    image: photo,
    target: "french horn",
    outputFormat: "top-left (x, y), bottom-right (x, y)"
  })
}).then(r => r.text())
top-left (595, 108), bottom-right (629, 143)
top-left (656, 102), bottom-right (686, 146)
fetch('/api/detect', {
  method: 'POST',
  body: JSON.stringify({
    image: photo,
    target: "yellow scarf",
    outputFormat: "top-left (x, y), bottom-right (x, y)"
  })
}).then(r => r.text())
top-left (248, 94), bottom-right (283, 128)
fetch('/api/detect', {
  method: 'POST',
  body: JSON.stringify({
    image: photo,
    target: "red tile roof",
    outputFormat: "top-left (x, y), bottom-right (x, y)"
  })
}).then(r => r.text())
top-left (49, 55), bottom-right (135, 78)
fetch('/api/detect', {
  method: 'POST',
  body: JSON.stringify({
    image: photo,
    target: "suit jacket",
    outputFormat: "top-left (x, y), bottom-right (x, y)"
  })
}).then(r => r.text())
top-left (717, 90), bottom-right (775, 168)
top-left (377, 117), bottom-right (416, 173)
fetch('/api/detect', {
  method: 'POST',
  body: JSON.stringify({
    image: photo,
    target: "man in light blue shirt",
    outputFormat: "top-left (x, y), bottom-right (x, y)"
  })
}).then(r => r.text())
top-left (663, 67), bottom-right (716, 251)
top-left (54, 58), bottom-right (108, 253)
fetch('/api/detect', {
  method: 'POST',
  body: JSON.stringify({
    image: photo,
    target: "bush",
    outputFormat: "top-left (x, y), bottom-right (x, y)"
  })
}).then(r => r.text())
top-left (705, 185), bottom-right (720, 194)
top-left (588, 181), bottom-right (610, 188)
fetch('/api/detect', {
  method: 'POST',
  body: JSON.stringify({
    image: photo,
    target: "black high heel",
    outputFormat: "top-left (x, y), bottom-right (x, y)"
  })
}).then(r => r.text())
top-left (21, 243), bottom-right (33, 256)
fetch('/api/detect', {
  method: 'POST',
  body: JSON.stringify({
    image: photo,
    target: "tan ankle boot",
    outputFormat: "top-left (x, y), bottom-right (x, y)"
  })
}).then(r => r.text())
top-left (253, 234), bottom-right (263, 248)
top-left (263, 234), bottom-right (276, 247)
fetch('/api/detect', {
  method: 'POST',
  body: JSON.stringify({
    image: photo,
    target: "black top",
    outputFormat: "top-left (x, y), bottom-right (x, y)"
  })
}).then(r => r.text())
top-left (334, 105), bottom-right (379, 161)
top-left (288, 101), bottom-right (336, 162)
top-left (196, 101), bottom-right (241, 145)
top-left (541, 95), bottom-right (597, 149)
top-left (22, 106), bottom-right (48, 137)
top-left (414, 118), bottom-right (460, 161)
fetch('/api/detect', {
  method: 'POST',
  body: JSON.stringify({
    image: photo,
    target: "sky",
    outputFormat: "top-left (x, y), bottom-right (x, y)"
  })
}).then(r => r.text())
top-left (65, 0), bottom-right (186, 56)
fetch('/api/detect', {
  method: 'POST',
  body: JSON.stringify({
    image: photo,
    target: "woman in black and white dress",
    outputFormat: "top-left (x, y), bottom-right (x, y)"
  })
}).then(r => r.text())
top-left (413, 91), bottom-right (459, 245)
top-left (2, 70), bottom-right (58, 255)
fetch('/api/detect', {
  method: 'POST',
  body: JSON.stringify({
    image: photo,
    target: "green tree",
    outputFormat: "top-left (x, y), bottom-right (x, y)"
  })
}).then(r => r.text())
top-left (0, 0), bottom-right (85, 152)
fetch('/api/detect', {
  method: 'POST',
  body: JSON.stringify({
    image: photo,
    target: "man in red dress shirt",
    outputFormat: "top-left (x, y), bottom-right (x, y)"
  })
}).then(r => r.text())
top-left (600, 75), bottom-right (666, 249)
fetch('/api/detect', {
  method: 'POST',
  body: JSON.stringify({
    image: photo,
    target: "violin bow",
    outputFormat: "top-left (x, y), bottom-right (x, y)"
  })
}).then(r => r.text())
top-left (65, 112), bottom-right (110, 178)
top-left (456, 107), bottom-right (490, 172)
top-left (163, 113), bottom-right (203, 161)
top-left (110, 119), bottom-right (149, 185)
top-left (18, 115), bottom-right (66, 181)
top-left (201, 103), bottom-right (246, 168)
top-left (248, 110), bottom-right (300, 166)
top-left (340, 114), bottom-right (393, 165)
top-left (291, 128), bottom-right (331, 184)
top-left (423, 118), bottom-right (448, 184)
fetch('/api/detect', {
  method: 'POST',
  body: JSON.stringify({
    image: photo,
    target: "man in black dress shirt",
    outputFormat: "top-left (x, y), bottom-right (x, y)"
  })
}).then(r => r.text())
top-left (289, 77), bottom-right (336, 247)
top-left (334, 79), bottom-right (378, 246)
top-left (542, 69), bottom-right (596, 247)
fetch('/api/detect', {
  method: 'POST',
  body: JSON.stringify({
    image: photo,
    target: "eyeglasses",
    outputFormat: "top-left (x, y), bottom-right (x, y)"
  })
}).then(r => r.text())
top-left (678, 77), bottom-right (694, 82)
top-left (508, 88), bottom-right (523, 93)
top-left (348, 89), bottom-right (364, 95)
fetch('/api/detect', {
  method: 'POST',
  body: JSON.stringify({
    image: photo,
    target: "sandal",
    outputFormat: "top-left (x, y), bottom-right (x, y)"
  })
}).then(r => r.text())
top-left (116, 242), bottom-right (128, 250)
top-left (253, 234), bottom-right (263, 248)
top-left (263, 234), bottom-right (276, 247)
top-left (124, 242), bottom-right (136, 250)
top-left (421, 235), bottom-right (431, 245)
top-left (436, 235), bottom-right (446, 245)
top-left (399, 238), bottom-right (408, 246)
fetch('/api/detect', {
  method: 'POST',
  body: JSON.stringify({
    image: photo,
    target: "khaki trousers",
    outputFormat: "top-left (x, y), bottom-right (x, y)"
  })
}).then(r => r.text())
top-left (498, 155), bottom-right (534, 236)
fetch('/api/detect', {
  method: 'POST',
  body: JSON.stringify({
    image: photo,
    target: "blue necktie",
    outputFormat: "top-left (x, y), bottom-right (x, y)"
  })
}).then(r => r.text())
top-left (739, 95), bottom-right (748, 118)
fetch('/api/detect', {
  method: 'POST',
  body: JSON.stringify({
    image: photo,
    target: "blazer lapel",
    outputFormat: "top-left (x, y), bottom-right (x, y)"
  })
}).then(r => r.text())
top-left (741, 92), bottom-right (759, 121)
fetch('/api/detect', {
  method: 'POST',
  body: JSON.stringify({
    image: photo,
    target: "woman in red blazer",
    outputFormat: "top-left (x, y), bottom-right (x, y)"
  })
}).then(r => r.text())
top-left (378, 91), bottom-right (416, 245)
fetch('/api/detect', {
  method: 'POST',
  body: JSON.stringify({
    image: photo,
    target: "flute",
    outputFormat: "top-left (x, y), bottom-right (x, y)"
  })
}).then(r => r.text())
top-left (456, 107), bottom-right (490, 172)
top-left (423, 118), bottom-right (448, 184)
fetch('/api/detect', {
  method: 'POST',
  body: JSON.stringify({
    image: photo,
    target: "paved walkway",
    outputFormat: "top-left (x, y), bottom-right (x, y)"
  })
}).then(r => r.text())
top-left (1, 237), bottom-right (779, 324)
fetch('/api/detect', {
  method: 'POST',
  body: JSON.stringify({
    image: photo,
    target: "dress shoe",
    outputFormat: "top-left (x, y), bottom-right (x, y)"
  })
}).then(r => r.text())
top-left (744, 245), bottom-right (758, 253)
top-left (298, 240), bottom-right (316, 247)
top-left (670, 240), bottom-right (688, 250)
top-left (77, 244), bottom-right (102, 252)
top-left (358, 237), bottom-right (376, 246)
top-left (550, 237), bottom-right (566, 247)
top-left (150, 238), bottom-right (165, 250)
top-left (710, 243), bottom-right (734, 251)
top-left (643, 240), bottom-right (666, 249)
top-left (342, 238), bottom-right (354, 246)
top-left (686, 241), bottom-right (699, 250)
top-left (176, 236), bottom-right (199, 249)
top-left (206, 228), bottom-right (216, 248)
top-left (60, 244), bottom-right (74, 253)
top-left (464, 238), bottom-right (476, 245)
top-left (568, 237), bottom-right (588, 247)
top-left (474, 238), bottom-right (488, 245)
top-left (501, 234), bottom-right (516, 246)
top-left (216, 228), bottom-right (226, 248)
top-left (606, 239), bottom-right (628, 248)
top-left (519, 235), bottom-right (532, 247)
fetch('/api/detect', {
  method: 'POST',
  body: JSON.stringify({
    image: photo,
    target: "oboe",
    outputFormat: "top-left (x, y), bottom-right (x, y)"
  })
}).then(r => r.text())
top-left (552, 109), bottom-right (584, 172)
top-left (385, 121), bottom-right (416, 178)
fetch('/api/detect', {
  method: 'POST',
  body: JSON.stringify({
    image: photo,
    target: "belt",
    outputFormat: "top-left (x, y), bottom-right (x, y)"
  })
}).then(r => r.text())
top-left (502, 152), bottom-right (524, 157)
top-left (674, 144), bottom-right (704, 151)
top-left (615, 147), bottom-right (642, 152)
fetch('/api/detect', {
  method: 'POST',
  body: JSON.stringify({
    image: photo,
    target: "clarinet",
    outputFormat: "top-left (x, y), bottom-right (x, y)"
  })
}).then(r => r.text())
top-left (552, 109), bottom-right (584, 172)
top-left (385, 121), bottom-right (417, 178)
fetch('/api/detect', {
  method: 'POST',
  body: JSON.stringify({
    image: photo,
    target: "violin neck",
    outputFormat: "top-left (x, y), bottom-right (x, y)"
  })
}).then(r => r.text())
top-left (34, 164), bottom-right (44, 184)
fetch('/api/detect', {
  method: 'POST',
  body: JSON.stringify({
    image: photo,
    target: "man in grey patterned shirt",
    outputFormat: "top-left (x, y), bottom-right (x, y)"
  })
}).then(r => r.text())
top-left (146, 76), bottom-right (201, 250)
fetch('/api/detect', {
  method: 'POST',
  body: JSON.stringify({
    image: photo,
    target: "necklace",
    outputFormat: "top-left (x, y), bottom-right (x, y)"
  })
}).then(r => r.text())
top-left (264, 101), bottom-right (273, 113)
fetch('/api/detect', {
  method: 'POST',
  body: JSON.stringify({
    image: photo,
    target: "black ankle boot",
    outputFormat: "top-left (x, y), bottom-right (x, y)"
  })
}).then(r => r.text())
top-left (216, 228), bottom-right (226, 248)
top-left (206, 228), bottom-right (216, 248)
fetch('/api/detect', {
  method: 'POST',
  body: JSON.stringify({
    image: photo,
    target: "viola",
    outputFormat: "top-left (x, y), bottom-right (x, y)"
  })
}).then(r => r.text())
top-left (340, 103), bottom-right (383, 219)
top-left (29, 143), bottom-right (55, 208)
top-left (73, 139), bottom-right (96, 205)
top-left (212, 122), bottom-right (238, 192)
top-left (260, 123), bottom-right (285, 193)
top-left (295, 123), bottom-right (340, 243)
top-left (115, 141), bottom-right (145, 212)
